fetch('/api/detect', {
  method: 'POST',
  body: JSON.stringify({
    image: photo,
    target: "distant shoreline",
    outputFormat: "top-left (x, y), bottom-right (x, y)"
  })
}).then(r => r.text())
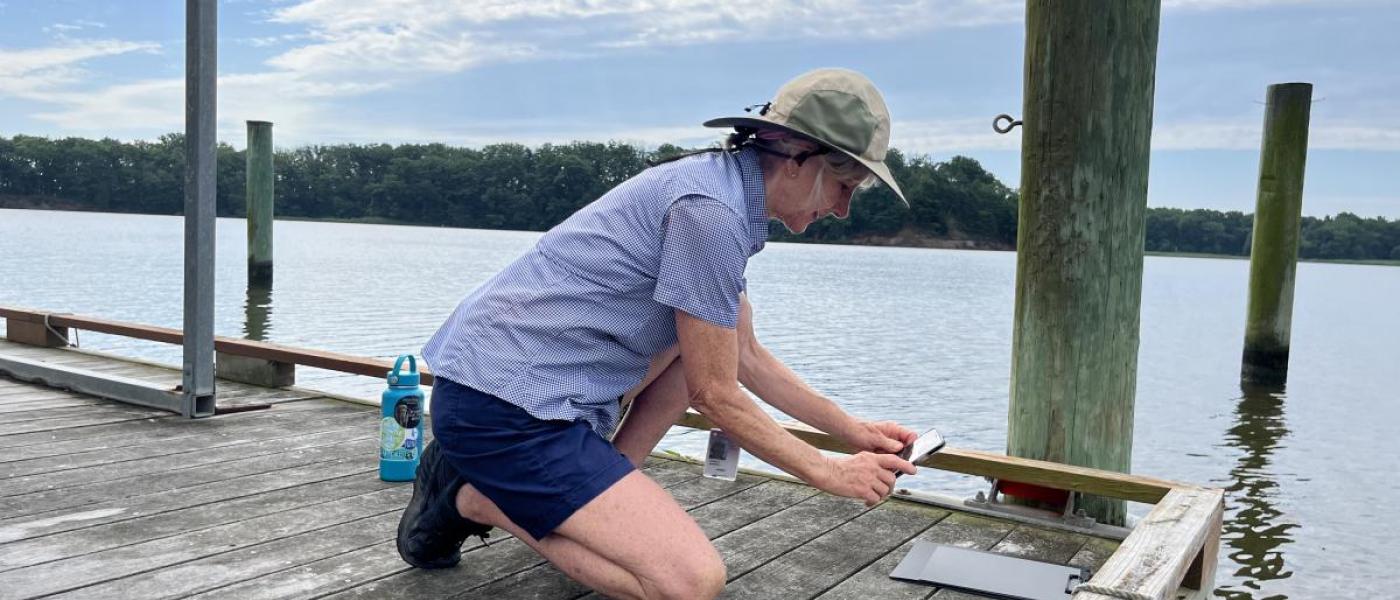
top-left (4, 203), bottom-right (1396, 267)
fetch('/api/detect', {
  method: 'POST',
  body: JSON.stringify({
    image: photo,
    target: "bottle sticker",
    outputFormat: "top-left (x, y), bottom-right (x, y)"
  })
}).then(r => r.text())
top-left (703, 428), bottom-right (740, 481)
top-left (380, 416), bottom-right (417, 461)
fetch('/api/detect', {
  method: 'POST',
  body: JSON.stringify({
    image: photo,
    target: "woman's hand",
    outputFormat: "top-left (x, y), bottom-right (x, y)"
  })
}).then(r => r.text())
top-left (849, 419), bottom-right (918, 454)
top-left (815, 452), bottom-right (917, 506)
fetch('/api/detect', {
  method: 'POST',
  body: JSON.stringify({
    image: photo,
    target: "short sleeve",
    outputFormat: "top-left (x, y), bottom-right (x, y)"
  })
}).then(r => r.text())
top-left (653, 197), bottom-right (749, 328)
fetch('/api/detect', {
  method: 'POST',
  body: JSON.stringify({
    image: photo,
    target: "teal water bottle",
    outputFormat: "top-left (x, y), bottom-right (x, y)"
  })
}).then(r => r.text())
top-left (380, 355), bottom-right (424, 482)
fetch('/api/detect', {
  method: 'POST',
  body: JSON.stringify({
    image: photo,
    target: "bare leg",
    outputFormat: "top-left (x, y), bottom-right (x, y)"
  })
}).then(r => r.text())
top-left (451, 347), bottom-right (719, 599)
top-left (613, 348), bottom-right (690, 467)
top-left (456, 471), bottom-right (722, 600)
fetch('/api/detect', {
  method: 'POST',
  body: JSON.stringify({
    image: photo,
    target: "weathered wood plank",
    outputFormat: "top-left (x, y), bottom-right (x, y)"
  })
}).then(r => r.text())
top-left (0, 402), bottom-right (168, 426)
top-left (178, 539), bottom-right (416, 600)
top-left (1073, 488), bottom-right (1224, 600)
top-left (0, 409), bottom-right (371, 478)
top-left (1, 424), bottom-right (372, 497)
top-left (1069, 536), bottom-right (1122, 573)
top-left (665, 471), bottom-right (765, 510)
top-left (687, 479), bottom-right (822, 540)
top-left (721, 500), bottom-right (947, 599)
top-left (0, 471), bottom-right (392, 571)
top-left (0, 397), bottom-right (361, 451)
top-left (643, 456), bottom-right (707, 488)
top-left (0, 390), bottom-right (92, 404)
top-left (1182, 495), bottom-right (1222, 593)
top-left (29, 494), bottom-right (409, 599)
top-left (0, 411), bottom-right (165, 436)
top-left (816, 510), bottom-right (1018, 600)
top-left (0, 397), bottom-right (106, 412)
top-left (0, 400), bottom-right (365, 462)
top-left (712, 492), bottom-right (870, 581)
top-left (0, 444), bottom-right (373, 537)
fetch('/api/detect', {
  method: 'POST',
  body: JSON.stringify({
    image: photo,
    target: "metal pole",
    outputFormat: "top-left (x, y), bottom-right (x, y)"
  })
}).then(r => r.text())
top-left (1241, 83), bottom-right (1312, 386)
top-left (1006, 0), bottom-right (1161, 526)
top-left (246, 120), bottom-right (274, 286)
top-left (182, 0), bottom-right (217, 418)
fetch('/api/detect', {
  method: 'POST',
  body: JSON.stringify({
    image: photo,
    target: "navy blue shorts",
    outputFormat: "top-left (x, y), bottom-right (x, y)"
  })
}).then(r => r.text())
top-left (429, 376), bottom-right (635, 541)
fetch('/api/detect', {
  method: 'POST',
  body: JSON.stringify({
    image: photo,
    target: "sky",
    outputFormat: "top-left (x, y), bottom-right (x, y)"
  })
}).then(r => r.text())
top-left (2, 0), bottom-right (1398, 218)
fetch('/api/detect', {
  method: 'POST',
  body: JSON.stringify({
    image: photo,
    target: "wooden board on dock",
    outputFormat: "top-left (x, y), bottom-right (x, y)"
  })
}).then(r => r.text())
top-left (0, 343), bottom-right (1120, 599)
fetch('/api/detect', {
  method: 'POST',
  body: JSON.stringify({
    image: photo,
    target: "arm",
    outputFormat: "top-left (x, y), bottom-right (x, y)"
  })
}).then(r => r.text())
top-left (676, 309), bottom-right (915, 505)
top-left (735, 293), bottom-right (916, 453)
top-left (676, 308), bottom-right (828, 482)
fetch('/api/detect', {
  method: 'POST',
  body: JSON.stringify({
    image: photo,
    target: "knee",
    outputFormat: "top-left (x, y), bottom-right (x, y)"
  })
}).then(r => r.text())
top-left (652, 552), bottom-right (726, 600)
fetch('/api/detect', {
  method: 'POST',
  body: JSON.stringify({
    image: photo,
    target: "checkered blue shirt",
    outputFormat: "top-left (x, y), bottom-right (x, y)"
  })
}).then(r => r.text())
top-left (423, 148), bottom-right (768, 436)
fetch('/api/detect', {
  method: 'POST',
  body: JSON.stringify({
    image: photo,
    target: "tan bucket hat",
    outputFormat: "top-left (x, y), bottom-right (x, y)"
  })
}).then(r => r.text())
top-left (704, 68), bottom-right (907, 206)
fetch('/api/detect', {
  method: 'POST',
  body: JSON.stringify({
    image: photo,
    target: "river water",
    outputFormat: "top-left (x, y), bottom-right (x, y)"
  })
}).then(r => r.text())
top-left (2, 208), bottom-right (1397, 598)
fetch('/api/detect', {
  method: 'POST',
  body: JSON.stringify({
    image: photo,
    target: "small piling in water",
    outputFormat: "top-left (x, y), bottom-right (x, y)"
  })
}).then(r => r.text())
top-left (246, 120), bottom-right (274, 286)
top-left (1242, 83), bottom-right (1312, 386)
top-left (1007, 0), bottom-right (1161, 527)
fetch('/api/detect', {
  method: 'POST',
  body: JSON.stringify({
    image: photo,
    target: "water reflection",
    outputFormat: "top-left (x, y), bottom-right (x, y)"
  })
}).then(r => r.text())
top-left (243, 283), bottom-right (273, 341)
top-left (1216, 383), bottom-right (1296, 599)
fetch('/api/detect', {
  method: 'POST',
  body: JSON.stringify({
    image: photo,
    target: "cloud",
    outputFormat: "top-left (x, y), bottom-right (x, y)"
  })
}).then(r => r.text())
top-left (262, 0), bottom-right (1027, 78)
top-left (42, 19), bottom-right (107, 34)
top-left (0, 39), bottom-right (159, 98)
top-left (26, 71), bottom-right (392, 143)
top-left (1151, 120), bottom-right (1400, 151)
top-left (3, 0), bottom-right (1385, 152)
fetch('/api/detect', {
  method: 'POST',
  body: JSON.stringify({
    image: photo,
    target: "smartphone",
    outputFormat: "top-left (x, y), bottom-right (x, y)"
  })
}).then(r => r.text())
top-left (896, 428), bottom-right (946, 477)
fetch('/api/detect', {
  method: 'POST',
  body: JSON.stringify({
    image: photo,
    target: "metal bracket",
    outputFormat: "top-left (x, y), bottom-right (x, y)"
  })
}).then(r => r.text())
top-left (966, 478), bottom-right (1097, 529)
top-left (0, 354), bottom-right (213, 417)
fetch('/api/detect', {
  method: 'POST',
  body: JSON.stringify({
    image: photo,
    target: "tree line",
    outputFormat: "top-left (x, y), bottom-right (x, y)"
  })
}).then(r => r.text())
top-left (2, 133), bottom-right (1397, 261)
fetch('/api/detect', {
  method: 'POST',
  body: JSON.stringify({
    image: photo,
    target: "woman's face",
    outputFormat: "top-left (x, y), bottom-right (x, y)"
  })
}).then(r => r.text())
top-left (768, 157), bottom-right (868, 234)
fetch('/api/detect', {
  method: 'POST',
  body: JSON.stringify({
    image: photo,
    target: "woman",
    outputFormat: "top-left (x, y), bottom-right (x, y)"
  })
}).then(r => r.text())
top-left (399, 68), bottom-right (921, 600)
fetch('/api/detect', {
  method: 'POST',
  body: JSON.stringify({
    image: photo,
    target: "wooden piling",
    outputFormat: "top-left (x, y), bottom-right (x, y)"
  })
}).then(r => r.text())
top-left (1242, 83), bottom-right (1312, 386)
top-left (1007, 0), bottom-right (1162, 526)
top-left (246, 120), bottom-right (274, 285)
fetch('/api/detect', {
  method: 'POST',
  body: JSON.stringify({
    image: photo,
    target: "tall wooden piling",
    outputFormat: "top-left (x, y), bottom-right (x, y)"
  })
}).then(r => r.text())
top-left (1007, 0), bottom-right (1161, 526)
top-left (246, 120), bottom-right (274, 285)
top-left (1242, 84), bottom-right (1312, 386)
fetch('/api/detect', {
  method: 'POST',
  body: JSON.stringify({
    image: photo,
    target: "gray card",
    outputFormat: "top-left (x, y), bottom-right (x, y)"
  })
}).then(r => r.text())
top-left (890, 541), bottom-right (1089, 600)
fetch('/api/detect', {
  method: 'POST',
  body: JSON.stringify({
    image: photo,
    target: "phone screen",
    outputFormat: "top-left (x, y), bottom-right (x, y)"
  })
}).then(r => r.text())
top-left (897, 428), bottom-right (946, 476)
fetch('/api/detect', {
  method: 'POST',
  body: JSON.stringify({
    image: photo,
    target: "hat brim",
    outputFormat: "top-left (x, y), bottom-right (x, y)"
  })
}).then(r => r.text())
top-left (703, 116), bottom-right (908, 207)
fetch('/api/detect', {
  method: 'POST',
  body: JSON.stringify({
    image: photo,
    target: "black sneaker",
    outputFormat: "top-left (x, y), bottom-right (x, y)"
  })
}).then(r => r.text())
top-left (396, 439), bottom-right (493, 569)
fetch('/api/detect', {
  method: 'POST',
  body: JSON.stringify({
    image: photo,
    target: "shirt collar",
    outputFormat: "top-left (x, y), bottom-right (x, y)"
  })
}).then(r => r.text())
top-left (737, 147), bottom-right (769, 255)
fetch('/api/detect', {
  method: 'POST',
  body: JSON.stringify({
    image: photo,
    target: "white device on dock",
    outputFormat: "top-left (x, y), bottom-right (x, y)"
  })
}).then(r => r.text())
top-left (704, 428), bottom-right (740, 481)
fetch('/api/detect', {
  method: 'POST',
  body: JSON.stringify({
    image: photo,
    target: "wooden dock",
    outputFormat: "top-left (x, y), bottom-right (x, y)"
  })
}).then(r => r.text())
top-left (0, 305), bottom-right (1224, 600)
top-left (0, 340), bottom-right (1127, 599)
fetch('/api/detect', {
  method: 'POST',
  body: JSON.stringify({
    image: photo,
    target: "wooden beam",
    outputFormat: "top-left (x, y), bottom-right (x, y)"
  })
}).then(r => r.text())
top-left (1071, 487), bottom-right (1224, 599)
top-left (676, 411), bottom-right (1191, 504)
top-left (0, 307), bottom-right (434, 385)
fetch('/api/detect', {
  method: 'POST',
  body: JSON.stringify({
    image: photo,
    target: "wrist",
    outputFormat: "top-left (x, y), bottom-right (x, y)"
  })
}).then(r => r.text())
top-left (798, 452), bottom-right (834, 486)
top-left (834, 417), bottom-right (868, 450)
